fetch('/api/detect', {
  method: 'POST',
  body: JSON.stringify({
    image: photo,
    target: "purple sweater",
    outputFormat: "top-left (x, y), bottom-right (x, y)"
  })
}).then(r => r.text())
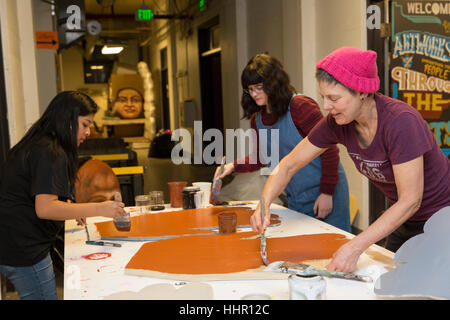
top-left (309, 93), bottom-right (450, 221)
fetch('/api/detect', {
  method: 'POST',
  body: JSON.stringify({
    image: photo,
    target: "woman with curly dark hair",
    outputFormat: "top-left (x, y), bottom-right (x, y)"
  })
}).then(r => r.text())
top-left (214, 53), bottom-right (350, 232)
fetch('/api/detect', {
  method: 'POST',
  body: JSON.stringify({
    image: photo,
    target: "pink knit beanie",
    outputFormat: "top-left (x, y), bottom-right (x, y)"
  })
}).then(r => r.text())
top-left (316, 47), bottom-right (379, 93)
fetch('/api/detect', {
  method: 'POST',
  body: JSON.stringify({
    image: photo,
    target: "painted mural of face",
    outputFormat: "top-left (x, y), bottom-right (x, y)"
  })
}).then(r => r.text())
top-left (114, 88), bottom-right (143, 119)
top-left (75, 159), bottom-right (122, 203)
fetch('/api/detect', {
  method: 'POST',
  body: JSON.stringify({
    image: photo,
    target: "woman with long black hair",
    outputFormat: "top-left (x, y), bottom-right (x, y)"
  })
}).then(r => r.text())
top-left (0, 91), bottom-right (125, 299)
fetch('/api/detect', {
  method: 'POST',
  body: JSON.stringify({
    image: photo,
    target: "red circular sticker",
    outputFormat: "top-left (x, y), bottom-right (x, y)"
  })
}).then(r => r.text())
top-left (84, 252), bottom-right (111, 260)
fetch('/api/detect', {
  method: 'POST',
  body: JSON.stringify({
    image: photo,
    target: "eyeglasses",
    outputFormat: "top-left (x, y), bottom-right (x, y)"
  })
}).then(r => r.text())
top-left (244, 85), bottom-right (264, 95)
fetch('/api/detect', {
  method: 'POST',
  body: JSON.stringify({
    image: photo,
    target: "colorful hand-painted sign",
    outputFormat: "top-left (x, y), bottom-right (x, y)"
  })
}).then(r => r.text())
top-left (390, 1), bottom-right (450, 157)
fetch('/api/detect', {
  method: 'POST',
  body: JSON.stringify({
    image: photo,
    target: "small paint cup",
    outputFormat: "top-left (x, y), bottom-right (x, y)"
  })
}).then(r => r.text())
top-left (149, 190), bottom-right (165, 210)
top-left (192, 182), bottom-right (212, 208)
top-left (168, 181), bottom-right (187, 208)
top-left (218, 211), bottom-right (237, 234)
top-left (113, 211), bottom-right (131, 232)
top-left (135, 195), bottom-right (151, 214)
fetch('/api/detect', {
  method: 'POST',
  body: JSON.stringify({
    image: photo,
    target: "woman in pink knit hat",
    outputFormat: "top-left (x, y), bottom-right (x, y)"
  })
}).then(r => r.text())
top-left (250, 47), bottom-right (450, 273)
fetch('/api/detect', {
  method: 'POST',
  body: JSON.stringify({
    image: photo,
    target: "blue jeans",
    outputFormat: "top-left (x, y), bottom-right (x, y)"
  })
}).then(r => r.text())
top-left (0, 253), bottom-right (57, 300)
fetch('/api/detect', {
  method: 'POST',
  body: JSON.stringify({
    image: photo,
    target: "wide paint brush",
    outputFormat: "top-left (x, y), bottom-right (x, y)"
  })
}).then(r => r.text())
top-left (260, 197), bottom-right (269, 266)
top-left (211, 156), bottom-right (225, 204)
top-left (85, 217), bottom-right (122, 247)
top-left (265, 261), bottom-right (373, 282)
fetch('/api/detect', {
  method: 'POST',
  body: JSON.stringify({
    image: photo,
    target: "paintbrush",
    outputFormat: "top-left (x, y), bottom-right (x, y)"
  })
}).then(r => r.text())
top-left (85, 225), bottom-right (90, 241)
top-left (86, 240), bottom-right (122, 247)
top-left (265, 261), bottom-right (373, 283)
top-left (260, 197), bottom-right (269, 266)
top-left (84, 223), bottom-right (122, 247)
top-left (211, 156), bottom-right (225, 204)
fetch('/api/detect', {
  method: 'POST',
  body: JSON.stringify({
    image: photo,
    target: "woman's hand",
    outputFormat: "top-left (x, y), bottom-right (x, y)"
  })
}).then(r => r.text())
top-left (98, 200), bottom-right (126, 218)
top-left (325, 241), bottom-right (363, 273)
top-left (76, 217), bottom-right (87, 226)
top-left (213, 163), bottom-right (235, 180)
top-left (250, 201), bottom-right (270, 234)
top-left (313, 193), bottom-right (333, 220)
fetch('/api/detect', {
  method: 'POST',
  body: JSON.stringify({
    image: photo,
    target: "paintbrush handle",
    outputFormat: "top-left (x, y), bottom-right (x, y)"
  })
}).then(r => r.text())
top-left (114, 191), bottom-right (122, 202)
top-left (85, 225), bottom-right (90, 241)
top-left (211, 178), bottom-right (222, 198)
top-left (317, 270), bottom-right (372, 282)
top-left (260, 197), bottom-right (265, 225)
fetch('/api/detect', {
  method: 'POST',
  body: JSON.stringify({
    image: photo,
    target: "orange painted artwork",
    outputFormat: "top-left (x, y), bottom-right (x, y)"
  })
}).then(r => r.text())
top-left (94, 207), bottom-right (280, 239)
top-left (125, 232), bottom-right (350, 275)
top-left (94, 207), bottom-right (349, 276)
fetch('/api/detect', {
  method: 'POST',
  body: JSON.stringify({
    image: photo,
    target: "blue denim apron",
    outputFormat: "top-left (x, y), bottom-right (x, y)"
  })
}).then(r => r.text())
top-left (256, 93), bottom-right (350, 232)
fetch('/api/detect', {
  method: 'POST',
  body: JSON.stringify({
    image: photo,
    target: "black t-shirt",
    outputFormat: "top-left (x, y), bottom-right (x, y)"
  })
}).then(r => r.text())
top-left (0, 137), bottom-right (71, 266)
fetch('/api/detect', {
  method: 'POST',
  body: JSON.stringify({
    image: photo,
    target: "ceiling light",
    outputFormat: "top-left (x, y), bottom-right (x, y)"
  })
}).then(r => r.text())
top-left (101, 45), bottom-right (124, 55)
top-left (90, 65), bottom-right (104, 70)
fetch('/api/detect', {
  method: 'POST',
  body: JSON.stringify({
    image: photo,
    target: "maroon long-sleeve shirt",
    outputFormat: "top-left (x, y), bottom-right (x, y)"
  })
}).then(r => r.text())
top-left (233, 95), bottom-right (340, 195)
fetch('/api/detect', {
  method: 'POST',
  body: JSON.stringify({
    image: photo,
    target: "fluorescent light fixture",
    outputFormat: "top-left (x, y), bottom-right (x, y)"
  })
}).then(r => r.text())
top-left (101, 45), bottom-right (124, 55)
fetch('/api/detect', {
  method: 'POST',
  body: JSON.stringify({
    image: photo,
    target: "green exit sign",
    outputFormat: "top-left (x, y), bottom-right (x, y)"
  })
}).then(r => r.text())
top-left (136, 8), bottom-right (154, 21)
top-left (200, 0), bottom-right (206, 11)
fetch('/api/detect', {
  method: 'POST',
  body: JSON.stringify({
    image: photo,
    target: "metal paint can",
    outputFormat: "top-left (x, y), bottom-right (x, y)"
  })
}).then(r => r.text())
top-left (182, 186), bottom-right (200, 209)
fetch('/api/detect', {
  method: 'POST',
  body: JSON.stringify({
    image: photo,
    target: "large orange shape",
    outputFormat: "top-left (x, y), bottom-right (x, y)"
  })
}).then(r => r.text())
top-left (125, 232), bottom-right (350, 274)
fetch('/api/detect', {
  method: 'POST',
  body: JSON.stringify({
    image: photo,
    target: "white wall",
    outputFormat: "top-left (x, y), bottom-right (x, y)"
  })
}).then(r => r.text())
top-left (246, 0), bottom-right (283, 59)
top-left (303, 0), bottom-right (370, 230)
top-left (281, 0), bottom-right (303, 92)
top-left (245, 0), bottom-right (302, 92)
top-left (0, 0), bottom-right (40, 146)
top-left (32, 0), bottom-right (58, 114)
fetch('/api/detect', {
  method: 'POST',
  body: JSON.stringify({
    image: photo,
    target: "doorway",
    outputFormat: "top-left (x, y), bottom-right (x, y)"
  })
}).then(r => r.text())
top-left (198, 18), bottom-right (223, 162)
top-left (160, 47), bottom-right (171, 130)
